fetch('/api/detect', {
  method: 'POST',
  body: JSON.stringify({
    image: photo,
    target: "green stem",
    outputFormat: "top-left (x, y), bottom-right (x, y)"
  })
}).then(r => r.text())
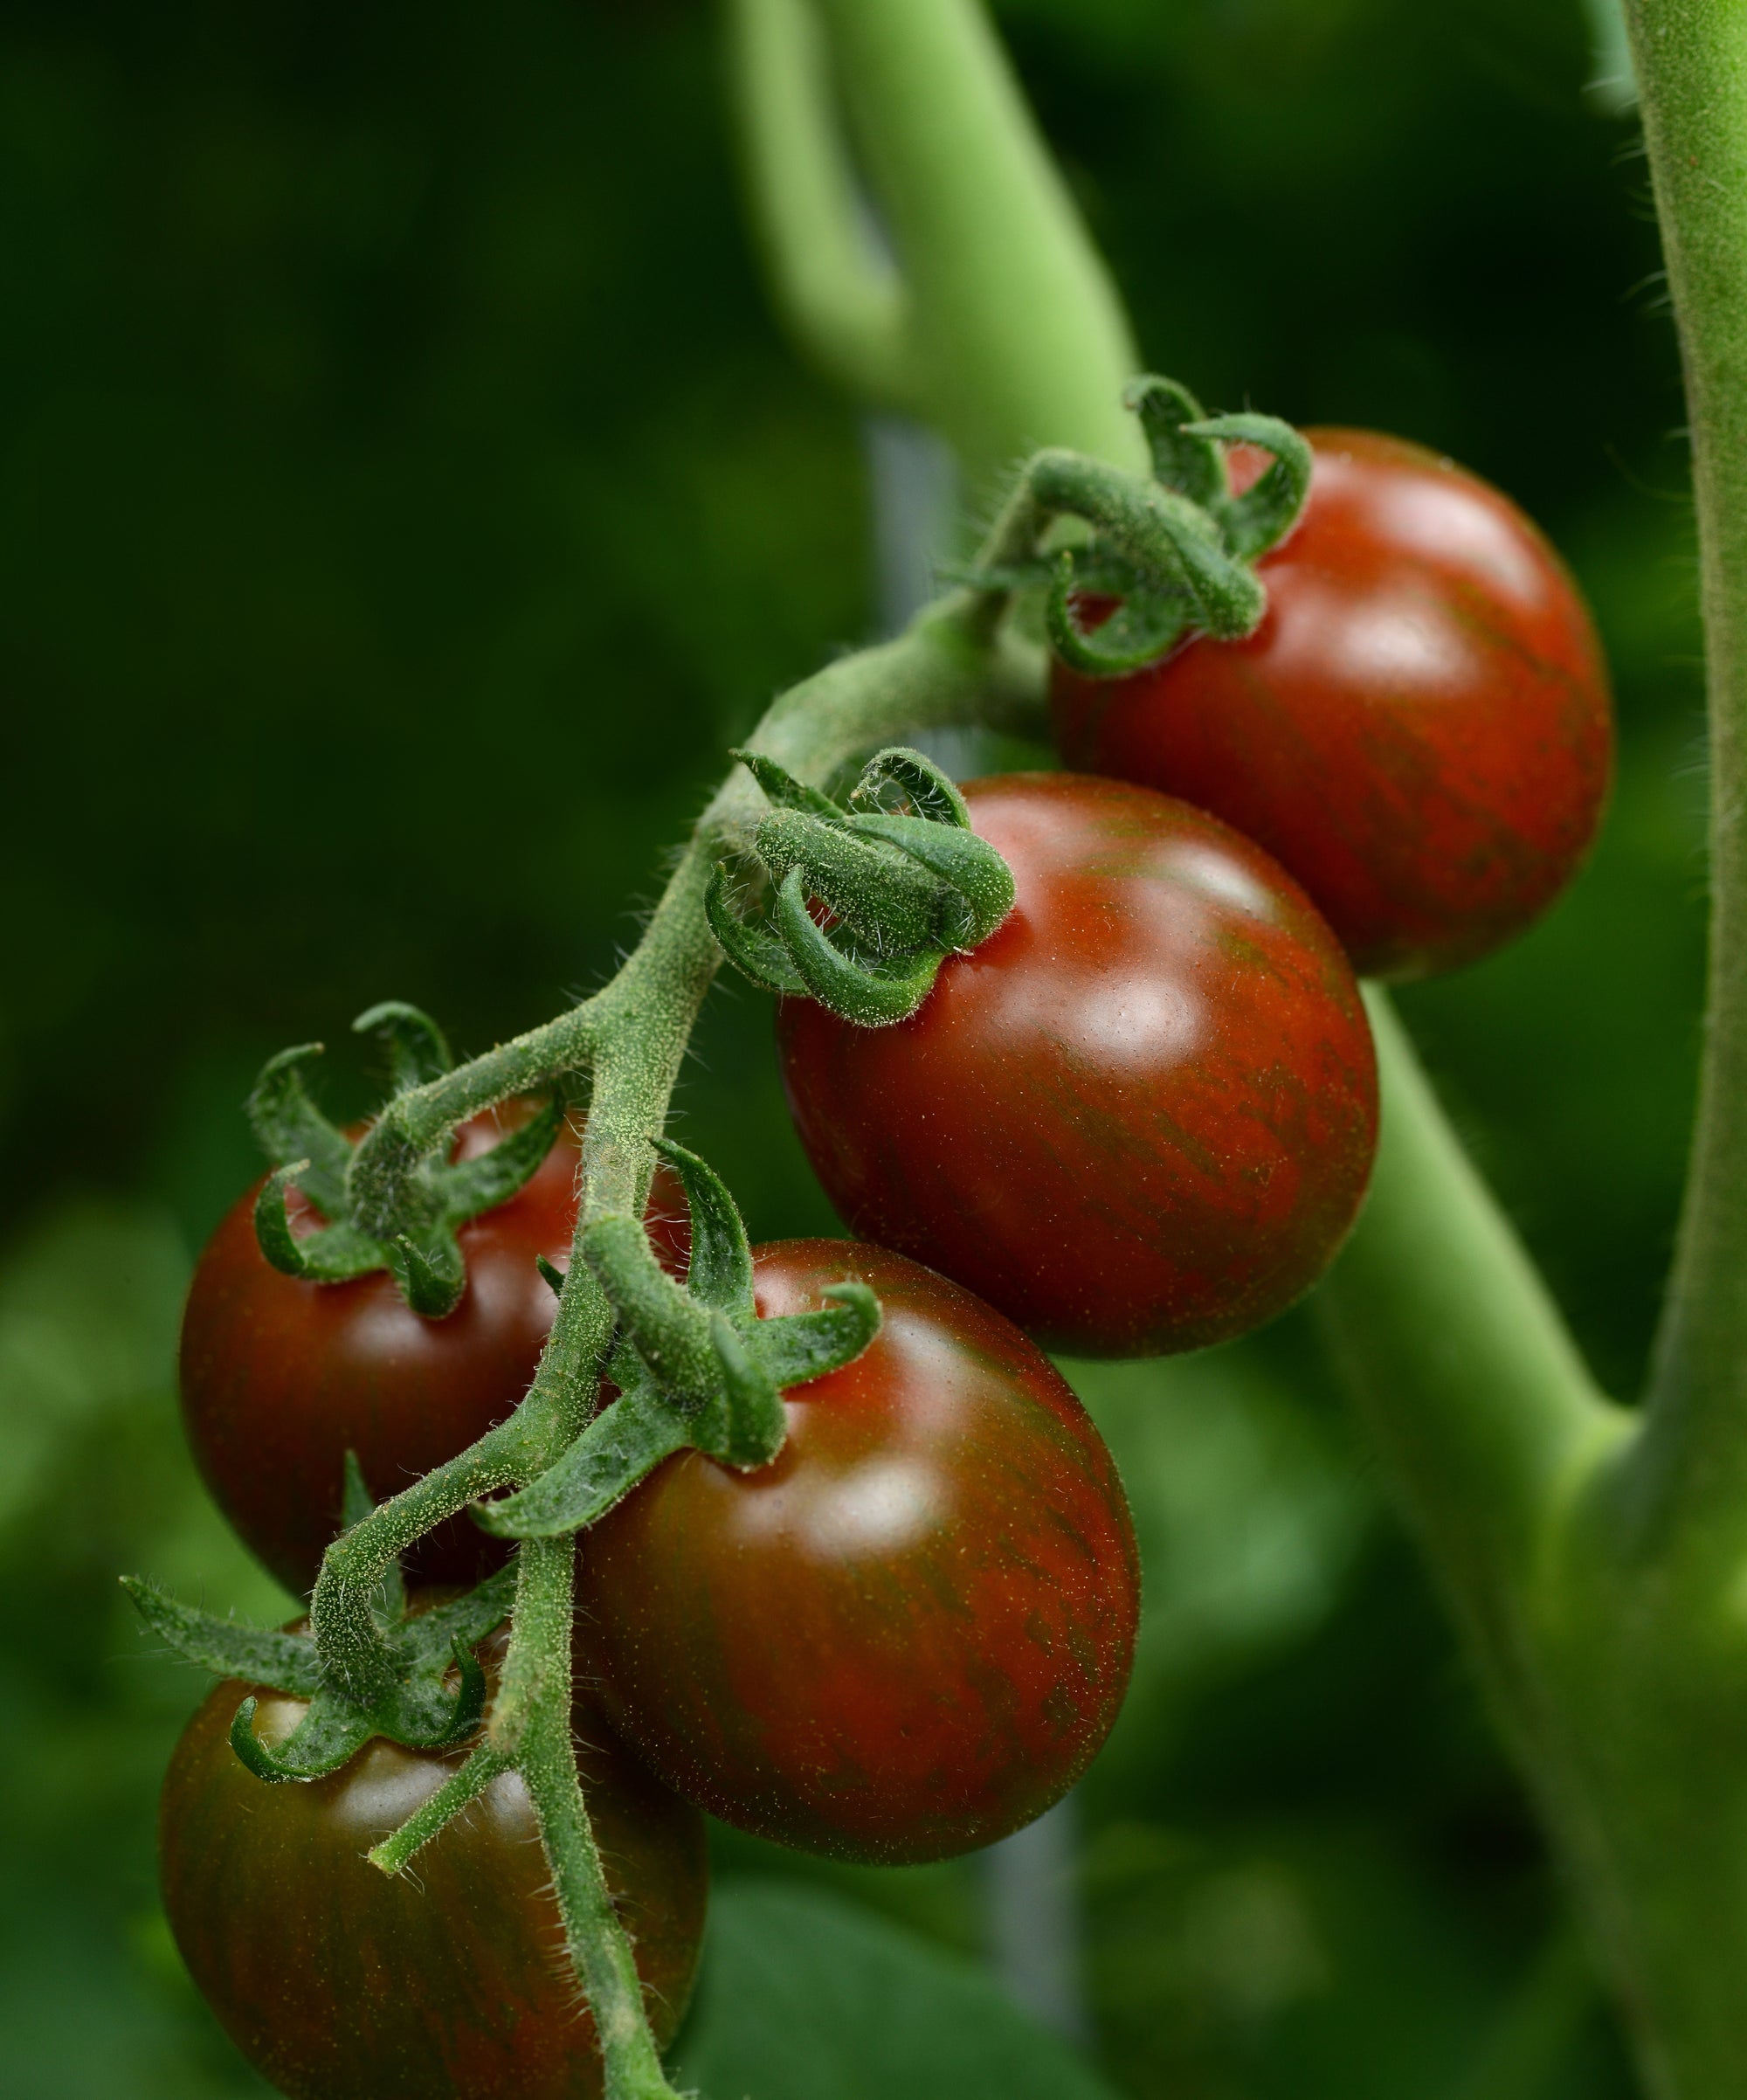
top-left (300, 585), bottom-right (1046, 2097)
top-left (725, 0), bottom-right (918, 410)
top-left (1315, 994), bottom-right (1630, 1725)
top-left (1625, 0), bottom-right (1747, 1536)
top-left (367, 1743), bottom-right (508, 1875)
top-left (514, 1537), bottom-right (674, 2100)
top-left (746, 0), bottom-right (1145, 507)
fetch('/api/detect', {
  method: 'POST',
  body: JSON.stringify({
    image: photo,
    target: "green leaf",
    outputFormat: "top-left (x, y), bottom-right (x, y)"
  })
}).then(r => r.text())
top-left (673, 1883), bottom-right (1122, 2100)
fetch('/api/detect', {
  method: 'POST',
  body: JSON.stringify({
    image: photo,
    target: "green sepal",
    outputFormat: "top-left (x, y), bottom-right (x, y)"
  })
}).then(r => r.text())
top-left (846, 812), bottom-right (1014, 946)
top-left (849, 745), bottom-right (970, 828)
top-left (353, 1000), bottom-right (453, 1094)
top-left (757, 808), bottom-right (944, 951)
top-left (728, 747), bottom-right (843, 820)
top-left (1124, 374), bottom-right (1226, 510)
top-left (473, 1371), bottom-right (694, 1539)
top-left (438, 1093), bottom-right (566, 1223)
top-left (1046, 552), bottom-right (1193, 677)
top-left (132, 1556), bottom-right (519, 1786)
top-left (707, 864), bottom-right (809, 994)
top-left (246, 1046), bottom-right (352, 1218)
top-left (752, 1282), bottom-right (882, 1390)
top-left (229, 1697), bottom-right (317, 1785)
top-left (121, 1578), bottom-right (322, 1696)
top-left (708, 1309), bottom-right (787, 1467)
top-left (384, 1230), bottom-right (466, 1319)
top-left (536, 1254), bottom-right (566, 1296)
top-left (1186, 412), bottom-right (1313, 561)
top-left (650, 1137), bottom-right (753, 1314)
top-left (774, 867), bottom-right (945, 1025)
top-left (583, 1213), bottom-right (723, 1412)
top-left (253, 1165), bottom-right (388, 1283)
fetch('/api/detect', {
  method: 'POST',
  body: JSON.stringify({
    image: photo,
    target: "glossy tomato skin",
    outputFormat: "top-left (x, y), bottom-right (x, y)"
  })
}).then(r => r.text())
top-left (179, 1111), bottom-right (688, 1595)
top-left (578, 1239), bottom-right (1141, 1866)
top-left (777, 775), bottom-right (1377, 1358)
top-left (159, 1622), bottom-right (707, 2100)
top-left (1052, 430), bottom-right (1612, 980)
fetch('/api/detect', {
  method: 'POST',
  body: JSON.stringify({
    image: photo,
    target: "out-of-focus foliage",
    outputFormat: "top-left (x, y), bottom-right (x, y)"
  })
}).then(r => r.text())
top-left (0, 0), bottom-right (1687, 2093)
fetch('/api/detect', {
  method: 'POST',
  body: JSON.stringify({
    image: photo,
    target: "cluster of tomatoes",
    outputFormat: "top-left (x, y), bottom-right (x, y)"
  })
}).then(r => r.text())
top-left (159, 425), bottom-right (1609, 2100)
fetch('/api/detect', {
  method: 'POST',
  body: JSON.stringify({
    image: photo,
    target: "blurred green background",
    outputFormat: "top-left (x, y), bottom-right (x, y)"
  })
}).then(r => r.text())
top-left (0, 0), bottom-right (1693, 2093)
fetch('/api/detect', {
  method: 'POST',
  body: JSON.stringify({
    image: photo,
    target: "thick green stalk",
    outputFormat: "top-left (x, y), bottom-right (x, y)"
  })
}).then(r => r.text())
top-left (725, 0), bottom-right (917, 410)
top-left (1627, 1), bottom-right (1747, 1533)
top-left (1315, 996), bottom-right (1629, 1718)
top-left (731, 0), bottom-right (1144, 506)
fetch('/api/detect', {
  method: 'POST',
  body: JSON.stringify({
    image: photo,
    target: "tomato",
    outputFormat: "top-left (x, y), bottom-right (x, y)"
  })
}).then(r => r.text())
top-left (776, 775), bottom-right (1377, 1358)
top-left (577, 1239), bottom-right (1140, 1865)
top-left (1052, 430), bottom-right (1612, 980)
top-left (179, 1109), bottom-right (689, 1595)
top-left (159, 1617), bottom-right (707, 2100)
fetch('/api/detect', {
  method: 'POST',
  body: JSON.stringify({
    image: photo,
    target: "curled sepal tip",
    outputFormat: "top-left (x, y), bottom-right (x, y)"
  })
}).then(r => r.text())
top-left (1017, 374), bottom-right (1315, 680)
top-left (773, 867), bottom-right (944, 1026)
top-left (709, 747), bottom-right (1012, 1028)
top-left (352, 1000), bottom-right (453, 1095)
top-left (483, 1142), bottom-right (882, 1538)
top-left (243, 1005), bottom-right (565, 1320)
top-left (707, 865), bottom-right (808, 996)
top-left (229, 1697), bottom-right (308, 1785)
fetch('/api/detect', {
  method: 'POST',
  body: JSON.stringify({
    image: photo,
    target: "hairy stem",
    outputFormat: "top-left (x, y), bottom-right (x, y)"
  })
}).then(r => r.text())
top-left (1626, 0), bottom-right (1747, 1533)
top-left (514, 1539), bottom-right (673, 2100)
top-left (368, 1744), bottom-right (508, 1875)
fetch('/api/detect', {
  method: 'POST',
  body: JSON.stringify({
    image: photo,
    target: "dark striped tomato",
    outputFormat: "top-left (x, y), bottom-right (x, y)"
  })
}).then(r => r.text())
top-left (159, 1620), bottom-right (707, 2100)
top-left (179, 1109), bottom-right (689, 1595)
top-left (777, 774), bottom-right (1378, 1357)
top-left (1052, 431), bottom-right (1612, 980)
top-left (578, 1239), bottom-right (1139, 1865)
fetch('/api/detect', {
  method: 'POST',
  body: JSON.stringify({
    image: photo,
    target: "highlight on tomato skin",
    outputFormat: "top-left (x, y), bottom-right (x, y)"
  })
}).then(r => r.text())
top-left (777, 773), bottom-right (1379, 1360)
top-left (177, 1109), bottom-right (690, 1596)
top-left (1052, 429), bottom-right (1614, 982)
top-left (157, 1615), bottom-right (707, 2100)
top-left (578, 1238), bottom-right (1142, 1867)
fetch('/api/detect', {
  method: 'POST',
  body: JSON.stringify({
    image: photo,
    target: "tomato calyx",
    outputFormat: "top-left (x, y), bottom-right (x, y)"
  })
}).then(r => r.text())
top-left (706, 743), bottom-right (1014, 1025)
top-left (473, 1138), bottom-right (880, 1541)
top-left (123, 1459), bottom-right (515, 1785)
top-left (247, 1000), bottom-right (566, 1319)
top-left (964, 373), bottom-right (1312, 678)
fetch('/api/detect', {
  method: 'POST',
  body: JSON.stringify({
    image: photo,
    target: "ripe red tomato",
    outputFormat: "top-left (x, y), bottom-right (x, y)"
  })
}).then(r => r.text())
top-left (577, 1239), bottom-right (1140, 1865)
top-left (179, 1109), bottom-right (688, 1595)
top-left (1052, 430), bottom-right (1612, 980)
top-left (776, 775), bottom-right (1377, 1358)
top-left (159, 1620), bottom-right (706, 2100)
